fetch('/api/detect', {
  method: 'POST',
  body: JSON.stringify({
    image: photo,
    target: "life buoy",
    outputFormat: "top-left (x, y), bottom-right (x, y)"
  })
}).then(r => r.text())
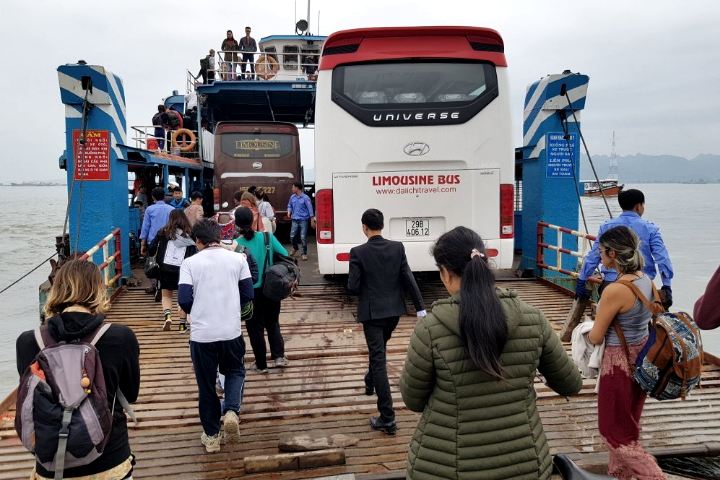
top-left (256, 54), bottom-right (279, 80)
top-left (171, 128), bottom-right (196, 152)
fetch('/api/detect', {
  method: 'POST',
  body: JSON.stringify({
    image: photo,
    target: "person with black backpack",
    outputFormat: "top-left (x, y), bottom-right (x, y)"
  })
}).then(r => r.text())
top-left (15, 260), bottom-right (140, 480)
top-left (234, 207), bottom-right (293, 373)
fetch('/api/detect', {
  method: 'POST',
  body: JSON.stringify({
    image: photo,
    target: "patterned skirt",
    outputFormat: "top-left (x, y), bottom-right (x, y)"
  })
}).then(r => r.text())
top-left (598, 340), bottom-right (666, 480)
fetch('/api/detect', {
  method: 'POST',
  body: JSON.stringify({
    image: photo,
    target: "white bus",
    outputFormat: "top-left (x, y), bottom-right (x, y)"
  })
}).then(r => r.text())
top-left (314, 26), bottom-right (514, 274)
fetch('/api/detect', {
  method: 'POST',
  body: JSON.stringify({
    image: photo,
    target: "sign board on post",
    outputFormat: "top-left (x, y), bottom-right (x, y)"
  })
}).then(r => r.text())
top-left (73, 129), bottom-right (110, 181)
top-left (546, 132), bottom-right (578, 178)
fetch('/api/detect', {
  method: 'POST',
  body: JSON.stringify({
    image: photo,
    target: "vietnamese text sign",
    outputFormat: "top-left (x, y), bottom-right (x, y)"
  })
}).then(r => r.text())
top-left (73, 130), bottom-right (110, 181)
top-left (546, 132), bottom-right (578, 178)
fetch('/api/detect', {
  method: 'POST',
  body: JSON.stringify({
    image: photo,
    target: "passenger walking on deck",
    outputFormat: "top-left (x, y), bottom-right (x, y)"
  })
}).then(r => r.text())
top-left (221, 30), bottom-right (239, 80)
top-left (149, 209), bottom-right (198, 331)
top-left (240, 191), bottom-right (265, 232)
top-left (234, 207), bottom-right (290, 373)
top-left (693, 266), bottom-right (720, 330)
top-left (16, 260), bottom-right (140, 480)
top-left (348, 209), bottom-right (426, 435)
top-left (239, 26), bottom-right (257, 80)
top-left (196, 49), bottom-right (216, 84)
top-left (185, 190), bottom-right (205, 227)
top-left (287, 182), bottom-right (314, 261)
top-left (178, 219), bottom-right (254, 453)
top-left (152, 105), bottom-right (166, 150)
top-left (400, 226), bottom-right (582, 479)
top-left (168, 186), bottom-right (191, 209)
top-left (576, 189), bottom-right (674, 308)
top-left (140, 187), bottom-right (174, 272)
top-left (255, 188), bottom-right (276, 233)
top-left (586, 226), bottom-right (666, 479)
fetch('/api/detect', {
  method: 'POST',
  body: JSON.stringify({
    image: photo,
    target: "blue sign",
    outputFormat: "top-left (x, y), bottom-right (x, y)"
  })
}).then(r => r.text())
top-left (546, 132), bottom-right (578, 178)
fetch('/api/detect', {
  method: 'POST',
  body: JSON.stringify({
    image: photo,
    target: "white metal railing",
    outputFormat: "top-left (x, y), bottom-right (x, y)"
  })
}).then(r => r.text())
top-left (130, 125), bottom-right (199, 156)
top-left (79, 228), bottom-right (122, 287)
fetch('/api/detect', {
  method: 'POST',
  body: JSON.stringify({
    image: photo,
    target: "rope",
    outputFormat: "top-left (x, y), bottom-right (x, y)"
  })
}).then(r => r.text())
top-left (559, 112), bottom-right (591, 247)
top-left (563, 91), bottom-right (613, 218)
top-left (0, 252), bottom-right (58, 296)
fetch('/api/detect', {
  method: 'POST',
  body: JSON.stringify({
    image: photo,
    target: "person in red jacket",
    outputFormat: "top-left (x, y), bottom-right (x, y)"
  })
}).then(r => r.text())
top-left (694, 266), bottom-right (720, 330)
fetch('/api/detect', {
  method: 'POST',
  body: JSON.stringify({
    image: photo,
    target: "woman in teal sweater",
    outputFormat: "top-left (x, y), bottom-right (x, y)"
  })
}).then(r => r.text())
top-left (234, 207), bottom-right (290, 372)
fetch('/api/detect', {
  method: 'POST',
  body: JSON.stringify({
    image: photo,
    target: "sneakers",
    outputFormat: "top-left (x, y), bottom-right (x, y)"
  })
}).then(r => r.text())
top-left (369, 416), bottom-right (397, 435)
top-left (273, 356), bottom-right (289, 368)
top-left (249, 364), bottom-right (269, 374)
top-left (301, 254), bottom-right (308, 261)
top-left (179, 321), bottom-right (188, 332)
top-left (200, 432), bottom-right (221, 453)
top-left (223, 410), bottom-right (240, 444)
top-left (162, 311), bottom-right (172, 331)
top-left (289, 248), bottom-right (298, 257)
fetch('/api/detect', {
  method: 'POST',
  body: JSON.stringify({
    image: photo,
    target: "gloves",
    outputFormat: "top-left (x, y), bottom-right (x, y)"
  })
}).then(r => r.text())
top-left (660, 285), bottom-right (673, 310)
top-left (416, 309), bottom-right (427, 318)
top-left (575, 279), bottom-right (590, 300)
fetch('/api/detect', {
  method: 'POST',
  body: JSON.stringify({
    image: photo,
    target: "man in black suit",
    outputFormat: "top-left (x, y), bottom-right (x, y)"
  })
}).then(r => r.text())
top-left (347, 208), bottom-right (426, 435)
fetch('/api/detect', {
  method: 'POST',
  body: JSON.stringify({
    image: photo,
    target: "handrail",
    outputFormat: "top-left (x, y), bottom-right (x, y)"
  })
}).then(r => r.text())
top-left (188, 50), bottom-right (320, 84)
top-left (79, 228), bottom-right (122, 287)
top-left (130, 125), bottom-right (199, 157)
top-left (536, 221), bottom-right (600, 283)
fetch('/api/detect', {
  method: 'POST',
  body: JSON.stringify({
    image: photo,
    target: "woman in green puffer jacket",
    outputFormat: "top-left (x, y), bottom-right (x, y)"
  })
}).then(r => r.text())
top-left (400, 227), bottom-right (582, 480)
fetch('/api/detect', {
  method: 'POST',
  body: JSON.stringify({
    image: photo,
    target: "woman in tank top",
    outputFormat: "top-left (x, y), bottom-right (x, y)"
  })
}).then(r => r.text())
top-left (587, 225), bottom-right (665, 479)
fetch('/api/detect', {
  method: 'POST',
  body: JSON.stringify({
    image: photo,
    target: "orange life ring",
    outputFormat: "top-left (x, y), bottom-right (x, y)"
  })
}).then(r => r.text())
top-left (256, 54), bottom-right (279, 80)
top-left (171, 128), bottom-right (196, 152)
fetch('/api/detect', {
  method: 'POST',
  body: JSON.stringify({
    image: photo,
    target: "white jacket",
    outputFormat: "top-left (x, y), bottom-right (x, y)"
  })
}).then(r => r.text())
top-left (571, 319), bottom-right (605, 380)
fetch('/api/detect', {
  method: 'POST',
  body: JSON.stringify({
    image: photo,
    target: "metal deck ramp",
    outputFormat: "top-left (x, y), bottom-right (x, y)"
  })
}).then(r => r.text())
top-left (1, 279), bottom-right (718, 479)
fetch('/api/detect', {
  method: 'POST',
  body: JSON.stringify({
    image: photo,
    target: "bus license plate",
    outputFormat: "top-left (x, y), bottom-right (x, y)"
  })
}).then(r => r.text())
top-left (406, 218), bottom-right (430, 237)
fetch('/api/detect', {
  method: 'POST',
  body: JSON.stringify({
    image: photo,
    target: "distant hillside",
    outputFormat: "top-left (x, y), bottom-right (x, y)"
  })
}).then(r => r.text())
top-left (580, 154), bottom-right (720, 183)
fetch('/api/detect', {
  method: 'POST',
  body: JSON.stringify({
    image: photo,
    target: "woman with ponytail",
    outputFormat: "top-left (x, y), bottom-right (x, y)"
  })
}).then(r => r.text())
top-left (587, 226), bottom-right (665, 479)
top-left (400, 226), bottom-right (582, 479)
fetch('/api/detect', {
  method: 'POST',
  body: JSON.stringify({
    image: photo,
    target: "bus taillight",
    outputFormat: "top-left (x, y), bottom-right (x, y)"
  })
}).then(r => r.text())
top-left (500, 184), bottom-right (514, 239)
top-left (213, 187), bottom-right (220, 211)
top-left (315, 189), bottom-right (334, 244)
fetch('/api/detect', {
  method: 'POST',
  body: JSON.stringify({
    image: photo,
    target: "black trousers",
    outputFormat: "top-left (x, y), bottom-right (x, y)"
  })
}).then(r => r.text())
top-left (363, 316), bottom-right (400, 422)
top-left (245, 288), bottom-right (284, 369)
top-left (241, 53), bottom-right (255, 78)
top-left (189, 336), bottom-right (246, 436)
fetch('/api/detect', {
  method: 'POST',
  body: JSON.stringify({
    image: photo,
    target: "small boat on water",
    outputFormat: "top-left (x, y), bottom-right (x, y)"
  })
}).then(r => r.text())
top-left (582, 178), bottom-right (624, 196)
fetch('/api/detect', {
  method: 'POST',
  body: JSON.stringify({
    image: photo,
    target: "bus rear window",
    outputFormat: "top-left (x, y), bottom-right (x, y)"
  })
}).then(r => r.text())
top-left (219, 133), bottom-right (295, 159)
top-left (331, 62), bottom-right (498, 126)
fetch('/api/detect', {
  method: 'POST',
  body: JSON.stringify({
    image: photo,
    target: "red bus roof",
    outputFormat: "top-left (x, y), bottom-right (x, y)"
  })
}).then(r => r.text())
top-left (319, 26), bottom-right (506, 70)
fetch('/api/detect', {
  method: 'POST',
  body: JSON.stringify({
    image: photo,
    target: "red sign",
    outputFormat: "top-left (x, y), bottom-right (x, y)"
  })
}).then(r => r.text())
top-left (73, 129), bottom-right (110, 181)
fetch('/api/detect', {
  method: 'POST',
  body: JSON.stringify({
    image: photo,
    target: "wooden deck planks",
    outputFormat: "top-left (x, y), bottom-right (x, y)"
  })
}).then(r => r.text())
top-left (1, 278), bottom-right (719, 479)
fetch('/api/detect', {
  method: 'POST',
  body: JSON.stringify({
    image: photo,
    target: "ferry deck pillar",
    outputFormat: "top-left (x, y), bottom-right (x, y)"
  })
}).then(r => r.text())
top-left (57, 63), bottom-right (131, 277)
top-left (518, 72), bottom-right (589, 276)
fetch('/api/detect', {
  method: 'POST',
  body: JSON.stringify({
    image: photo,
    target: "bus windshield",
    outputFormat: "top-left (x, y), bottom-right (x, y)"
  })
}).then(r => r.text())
top-left (331, 61), bottom-right (498, 126)
top-left (220, 133), bottom-right (295, 160)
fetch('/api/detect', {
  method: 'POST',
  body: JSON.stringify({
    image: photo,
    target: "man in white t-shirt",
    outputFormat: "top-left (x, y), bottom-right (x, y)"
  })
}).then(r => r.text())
top-left (178, 219), bottom-right (254, 453)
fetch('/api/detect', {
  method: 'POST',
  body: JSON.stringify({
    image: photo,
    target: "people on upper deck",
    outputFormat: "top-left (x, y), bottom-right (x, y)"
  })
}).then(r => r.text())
top-left (694, 266), bottom-right (720, 330)
top-left (16, 259), bottom-right (140, 479)
top-left (399, 226), bottom-right (582, 479)
top-left (221, 30), bottom-right (239, 80)
top-left (576, 188), bottom-right (673, 308)
top-left (234, 207), bottom-right (289, 373)
top-left (149, 209), bottom-right (197, 331)
top-left (152, 105), bottom-right (166, 150)
top-left (178, 219), bottom-right (254, 453)
top-left (347, 208), bottom-right (425, 436)
top-left (239, 26), bottom-right (257, 80)
top-left (586, 225), bottom-right (666, 479)
top-left (196, 49), bottom-right (216, 84)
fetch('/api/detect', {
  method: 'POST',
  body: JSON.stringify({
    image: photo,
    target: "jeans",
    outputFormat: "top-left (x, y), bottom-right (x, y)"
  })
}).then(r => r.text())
top-left (363, 317), bottom-right (400, 423)
top-left (290, 219), bottom-right (309, 255)
top-left (153, 127), bottom-right (165, 150)
top-left (241, 53), bottom-right (255, 78)
top-left (245, 288), bottom-right (284, 369)
top-left (190, 336), bottom-right (246, 436)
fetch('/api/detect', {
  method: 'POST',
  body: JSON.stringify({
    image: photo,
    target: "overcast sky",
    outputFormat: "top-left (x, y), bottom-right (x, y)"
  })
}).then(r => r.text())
top-left (0, 0), bottom-right (718, 182)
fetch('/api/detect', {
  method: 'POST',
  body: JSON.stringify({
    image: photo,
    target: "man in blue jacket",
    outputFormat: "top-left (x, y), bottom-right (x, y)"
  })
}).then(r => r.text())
top-left (576, 188), bottom-right (674, 308)
top-left (286, 182), bottom-right (314, 261)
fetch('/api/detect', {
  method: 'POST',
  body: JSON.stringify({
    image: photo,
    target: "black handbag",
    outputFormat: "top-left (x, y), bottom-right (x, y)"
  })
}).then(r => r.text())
top-left (144, 255), bottom-right (159, 279)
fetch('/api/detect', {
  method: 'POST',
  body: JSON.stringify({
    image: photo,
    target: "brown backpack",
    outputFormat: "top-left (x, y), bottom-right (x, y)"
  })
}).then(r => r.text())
top-left (613, 280), bottom-right (703, 400)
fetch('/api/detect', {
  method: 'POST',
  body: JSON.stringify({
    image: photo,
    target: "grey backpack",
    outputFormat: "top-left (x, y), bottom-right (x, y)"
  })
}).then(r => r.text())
top-left (15, 323), bottom-right (131, 479)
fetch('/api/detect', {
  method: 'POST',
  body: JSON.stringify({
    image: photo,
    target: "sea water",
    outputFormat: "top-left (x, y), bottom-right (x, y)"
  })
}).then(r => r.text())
top-left (0, 184), bottom-right (719, 398)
